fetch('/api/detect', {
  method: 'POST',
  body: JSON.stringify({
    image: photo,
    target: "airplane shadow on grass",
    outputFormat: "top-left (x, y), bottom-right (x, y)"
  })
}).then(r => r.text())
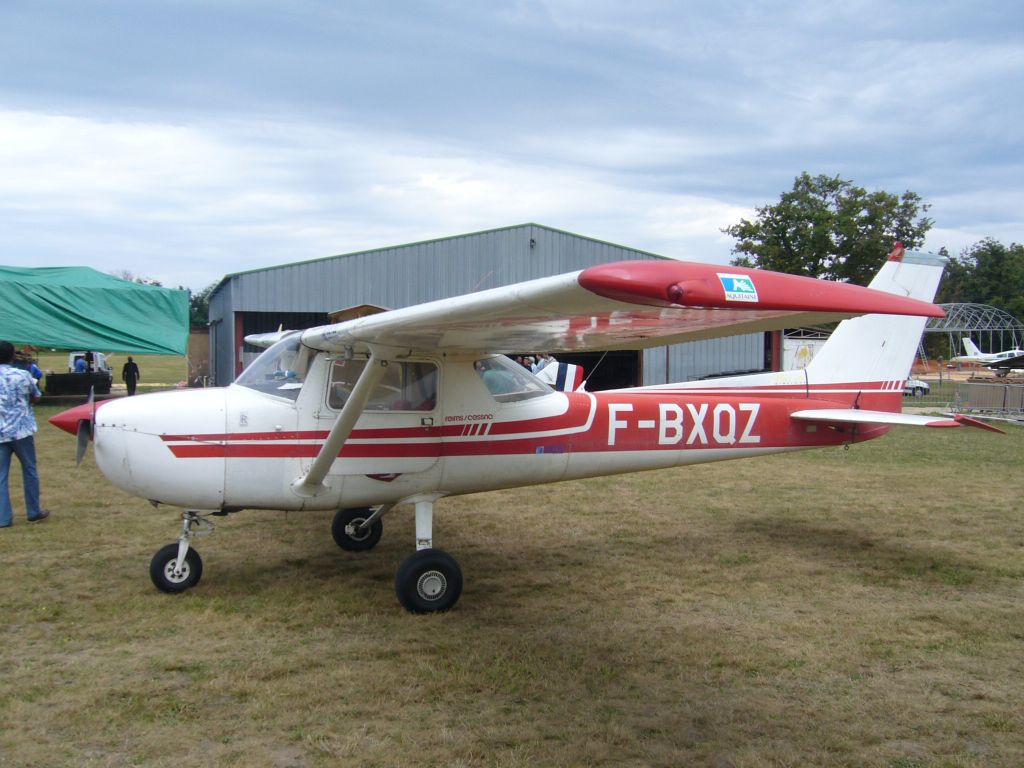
top-left (732, 517), bottom-right (989, 588)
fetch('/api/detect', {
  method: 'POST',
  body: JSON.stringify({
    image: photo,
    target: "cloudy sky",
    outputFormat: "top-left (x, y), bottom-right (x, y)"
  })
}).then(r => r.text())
top-left (1, 1), bottom-right (1021, 292)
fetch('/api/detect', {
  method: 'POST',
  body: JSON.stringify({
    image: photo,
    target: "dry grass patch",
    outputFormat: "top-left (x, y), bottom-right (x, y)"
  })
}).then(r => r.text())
top-left (1, 409), bottom-right (1022, 766)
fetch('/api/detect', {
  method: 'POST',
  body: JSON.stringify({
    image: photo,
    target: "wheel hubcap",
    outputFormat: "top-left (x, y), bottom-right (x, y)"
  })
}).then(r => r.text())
top-left (163, 559), bottom-right (190, 584)
top-left (416, 570), bottom-right (447, 601)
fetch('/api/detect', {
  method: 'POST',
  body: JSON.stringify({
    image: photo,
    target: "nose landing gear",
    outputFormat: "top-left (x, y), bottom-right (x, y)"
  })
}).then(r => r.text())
top-left (149, 510), bottom-right (215, 593)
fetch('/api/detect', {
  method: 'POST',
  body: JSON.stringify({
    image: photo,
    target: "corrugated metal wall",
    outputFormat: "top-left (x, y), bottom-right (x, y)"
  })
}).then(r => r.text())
top-left (208, 224), bottom-right (764, 385)
top-left (208, 279), bottom-right (233, 389)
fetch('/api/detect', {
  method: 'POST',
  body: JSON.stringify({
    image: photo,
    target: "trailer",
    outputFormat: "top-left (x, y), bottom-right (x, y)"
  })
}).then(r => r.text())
top-left (45, 351), bottom-right (114, 396)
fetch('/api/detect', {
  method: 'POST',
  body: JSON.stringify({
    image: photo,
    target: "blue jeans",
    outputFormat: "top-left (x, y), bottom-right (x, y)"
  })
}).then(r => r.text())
top-left (0, 436), bottom-right (42, 526)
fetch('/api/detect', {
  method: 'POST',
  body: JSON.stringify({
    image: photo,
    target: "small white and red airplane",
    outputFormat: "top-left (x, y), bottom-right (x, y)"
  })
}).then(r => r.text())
top-left (51, 245), bottom-right (1000, 612)
top-left (951, 337), bottom-right (1024, 372)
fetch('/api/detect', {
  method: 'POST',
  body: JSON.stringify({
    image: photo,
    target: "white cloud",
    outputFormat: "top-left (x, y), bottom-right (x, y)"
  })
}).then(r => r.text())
top-left (1, 0), bottom-right (1021, 290)
top-left (0, 109), bottom-right (752, 287)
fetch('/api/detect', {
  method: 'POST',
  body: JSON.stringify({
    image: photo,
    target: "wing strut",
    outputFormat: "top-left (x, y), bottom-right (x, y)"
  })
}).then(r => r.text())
top-left (292, 349), bottom-right (389, 497)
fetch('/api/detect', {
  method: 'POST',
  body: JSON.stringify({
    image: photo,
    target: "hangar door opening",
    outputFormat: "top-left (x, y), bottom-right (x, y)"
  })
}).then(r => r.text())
top-left (235, 311), bottom-right (329, 377)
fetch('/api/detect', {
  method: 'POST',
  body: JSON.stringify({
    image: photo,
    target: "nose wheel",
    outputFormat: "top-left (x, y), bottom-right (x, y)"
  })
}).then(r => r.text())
top-left (150, 543), bottom-right (203, 593)
top-left (149, 510), bottom-right (214, 593)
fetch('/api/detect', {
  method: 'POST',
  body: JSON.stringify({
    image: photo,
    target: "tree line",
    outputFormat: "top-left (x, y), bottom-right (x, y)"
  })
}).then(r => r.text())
top-left (724, 172), bottom-right (1024, 324)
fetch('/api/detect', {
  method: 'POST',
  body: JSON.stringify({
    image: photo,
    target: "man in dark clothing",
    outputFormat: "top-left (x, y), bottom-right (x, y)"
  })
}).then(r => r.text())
top-left (122, 357), bottom-right (141, 396)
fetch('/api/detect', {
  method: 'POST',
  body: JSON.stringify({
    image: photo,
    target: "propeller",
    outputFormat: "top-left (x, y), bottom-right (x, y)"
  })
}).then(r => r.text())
top-left (74, 388), bottom-right (96, 465)
top-left (49, 388), bottom-right (100, 465)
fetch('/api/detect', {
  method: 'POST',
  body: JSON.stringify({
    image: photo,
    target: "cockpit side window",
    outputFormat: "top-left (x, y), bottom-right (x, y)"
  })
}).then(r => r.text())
top-left (235, 333), bottom-right (314, 401)
top-left (474, 356), bottom-right (551, 403)
top-left (329, 358), bottom-right (438, 411)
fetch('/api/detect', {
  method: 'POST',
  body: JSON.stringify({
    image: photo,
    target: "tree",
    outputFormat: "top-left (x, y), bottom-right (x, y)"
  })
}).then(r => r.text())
top-left (723, 173), bottom-right (933, 285)
top-left (189, 282), bottom-right (218, 328)
top-left (112, 269), bottom-right (163, 287)
top-left (937, 239), bottom-right (1024, 321)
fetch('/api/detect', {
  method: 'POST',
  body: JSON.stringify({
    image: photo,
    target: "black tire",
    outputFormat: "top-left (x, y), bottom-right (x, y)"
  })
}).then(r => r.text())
top-left (915, 387), bottom-right (925, 397)
top-left (395, 549), bottom-right (463, 613)
top-left (150, 543), bottom-right (203, 593)
top-left (331, 507), bottom-right (383, 552)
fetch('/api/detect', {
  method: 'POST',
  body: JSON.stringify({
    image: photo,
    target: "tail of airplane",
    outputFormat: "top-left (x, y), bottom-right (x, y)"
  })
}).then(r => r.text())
top-left (802, 246), bottom-right (946, 391)
top-left (669, 245), bottom-right (947, 413)
top-left (962, 337), bottom-right (984, 357)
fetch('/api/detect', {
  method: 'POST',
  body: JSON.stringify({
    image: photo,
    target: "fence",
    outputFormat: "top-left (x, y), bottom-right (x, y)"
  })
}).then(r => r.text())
top-left (901, 378), bottom-right (1024, 415)
top-left (956, 380), bottom-right (1024, 414)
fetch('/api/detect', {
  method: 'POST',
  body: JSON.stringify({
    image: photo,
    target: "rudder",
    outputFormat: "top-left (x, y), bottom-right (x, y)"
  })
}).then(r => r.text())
top-left (804, 246), bottom-right (946, 389)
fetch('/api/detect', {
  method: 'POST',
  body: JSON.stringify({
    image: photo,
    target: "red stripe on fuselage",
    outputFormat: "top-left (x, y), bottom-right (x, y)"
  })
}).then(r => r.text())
top-left (158, 386), bottom-right (887, 460)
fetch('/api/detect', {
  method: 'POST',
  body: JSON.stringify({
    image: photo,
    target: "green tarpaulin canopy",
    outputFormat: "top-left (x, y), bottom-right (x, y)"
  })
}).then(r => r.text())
top-left (0, 266), bottom-right (189, 355)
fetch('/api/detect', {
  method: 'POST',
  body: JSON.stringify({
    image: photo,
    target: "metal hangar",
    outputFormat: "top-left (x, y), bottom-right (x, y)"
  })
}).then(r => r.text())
top-left (207, 224), bottom-right (771, 388)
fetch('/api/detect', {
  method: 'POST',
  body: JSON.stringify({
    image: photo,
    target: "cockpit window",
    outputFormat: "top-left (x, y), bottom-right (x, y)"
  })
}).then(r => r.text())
top-left (329, 358), bottom-right (438, 411)
top-left (236, 332), bottom-right (314, 401)
top-left (474, 355), bottom-right (552, 403)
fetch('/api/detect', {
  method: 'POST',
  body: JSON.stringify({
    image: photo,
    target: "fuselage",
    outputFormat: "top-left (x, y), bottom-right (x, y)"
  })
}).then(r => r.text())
top-left (53, 350), bottom-right (895, 513)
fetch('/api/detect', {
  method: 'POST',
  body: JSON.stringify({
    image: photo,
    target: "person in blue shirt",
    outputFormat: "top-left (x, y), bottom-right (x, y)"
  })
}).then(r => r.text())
top-left (13, 350), bottom-right (44, 386)
top-left (0, 340), bottom-right (49, 528)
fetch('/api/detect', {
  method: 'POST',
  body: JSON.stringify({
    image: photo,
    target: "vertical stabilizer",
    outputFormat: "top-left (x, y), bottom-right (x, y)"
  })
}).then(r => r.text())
top-left (804, 247), bottom-right (946, 388)
top-left (962, 337), bottom-right (983, 358)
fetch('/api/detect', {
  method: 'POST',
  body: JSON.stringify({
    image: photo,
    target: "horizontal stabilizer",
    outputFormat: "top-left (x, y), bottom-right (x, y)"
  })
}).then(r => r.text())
top-left (792, 409), bottom-right (961, 429)
top-left (949, 413), bottom-right (1006, 433)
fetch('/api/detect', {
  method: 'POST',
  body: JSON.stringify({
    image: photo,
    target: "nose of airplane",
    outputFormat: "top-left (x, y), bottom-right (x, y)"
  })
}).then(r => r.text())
top-left (50, 400), bottom-right (107, 435)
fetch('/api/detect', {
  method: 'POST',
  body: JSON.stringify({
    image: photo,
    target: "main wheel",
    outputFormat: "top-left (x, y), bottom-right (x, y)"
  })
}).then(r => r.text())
top-left (331, 507), bottom-right (383, 552)
top-left (150, 543), bottom-right (203, 593)
top-left (395, 549), bottom-right (463, 613)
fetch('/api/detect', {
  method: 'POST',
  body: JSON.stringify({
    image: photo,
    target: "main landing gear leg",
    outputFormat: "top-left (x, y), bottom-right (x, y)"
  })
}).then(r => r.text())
top-left (394, 498), bottom-right (463, 613)
top-left (149, 510), bottom-right (214, 593)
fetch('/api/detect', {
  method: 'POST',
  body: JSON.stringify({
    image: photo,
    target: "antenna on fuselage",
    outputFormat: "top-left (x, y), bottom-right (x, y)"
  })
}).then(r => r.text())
top-left (580, 351), bottom-right (609, 391)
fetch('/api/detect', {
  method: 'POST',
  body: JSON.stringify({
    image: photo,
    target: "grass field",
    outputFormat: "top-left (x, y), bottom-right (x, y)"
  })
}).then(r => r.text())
top-left (1, 407), bottom-right (1022, 767)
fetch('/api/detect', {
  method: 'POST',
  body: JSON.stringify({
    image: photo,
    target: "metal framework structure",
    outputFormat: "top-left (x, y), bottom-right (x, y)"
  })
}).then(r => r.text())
top-left (926, 303), bottom-right (1024, 358)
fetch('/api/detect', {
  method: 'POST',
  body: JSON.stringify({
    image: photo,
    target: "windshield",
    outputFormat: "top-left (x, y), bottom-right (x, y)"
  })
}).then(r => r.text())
top-left (236, 332), bottom-right (314, 401)
top-left (474, 355), bottom-right (552, 403)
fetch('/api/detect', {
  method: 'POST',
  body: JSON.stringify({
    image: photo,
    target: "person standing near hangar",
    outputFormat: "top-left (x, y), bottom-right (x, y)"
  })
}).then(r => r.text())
top-left (122, 356), bottom-right (141, 396)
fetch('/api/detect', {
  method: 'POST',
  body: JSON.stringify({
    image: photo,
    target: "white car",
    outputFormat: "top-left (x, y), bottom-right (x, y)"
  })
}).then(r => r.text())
top-left (903, 378), bottom-right (930, 397)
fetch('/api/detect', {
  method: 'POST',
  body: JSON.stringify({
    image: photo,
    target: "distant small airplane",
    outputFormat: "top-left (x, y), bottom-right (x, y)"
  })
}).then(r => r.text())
top-left (50, 244), bottom-right (1002, 612)
top-left (951, 338), bottom-right (1024, 374)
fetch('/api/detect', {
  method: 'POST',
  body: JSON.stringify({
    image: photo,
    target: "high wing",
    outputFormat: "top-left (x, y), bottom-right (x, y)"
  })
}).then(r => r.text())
top-left (298, 259), bottom-right (944, 355)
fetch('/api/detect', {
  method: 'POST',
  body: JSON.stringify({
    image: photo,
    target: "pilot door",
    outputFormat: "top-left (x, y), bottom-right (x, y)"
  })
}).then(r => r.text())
top-left (314, 356), bottom-right (443, 490)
